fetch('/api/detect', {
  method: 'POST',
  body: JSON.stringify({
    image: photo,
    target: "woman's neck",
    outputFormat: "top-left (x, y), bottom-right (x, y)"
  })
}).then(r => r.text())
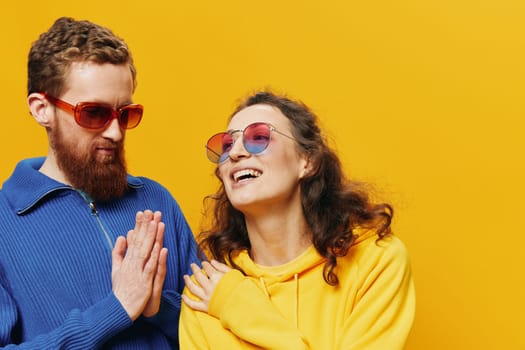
top-left (244, 207), bottom-right (312, 266)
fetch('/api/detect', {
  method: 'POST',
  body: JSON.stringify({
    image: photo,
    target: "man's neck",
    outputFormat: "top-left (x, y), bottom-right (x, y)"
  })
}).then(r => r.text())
top-left (38, 154), bottom-right (70, 185)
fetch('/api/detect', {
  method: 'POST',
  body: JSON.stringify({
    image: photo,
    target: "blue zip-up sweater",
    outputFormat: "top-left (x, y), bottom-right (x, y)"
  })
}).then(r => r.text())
top-left (0, 157), bottom-right (200, 349)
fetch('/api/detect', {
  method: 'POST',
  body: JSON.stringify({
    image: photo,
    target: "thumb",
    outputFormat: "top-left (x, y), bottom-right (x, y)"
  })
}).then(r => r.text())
top-left (112, 235), bottom-right (127, 272)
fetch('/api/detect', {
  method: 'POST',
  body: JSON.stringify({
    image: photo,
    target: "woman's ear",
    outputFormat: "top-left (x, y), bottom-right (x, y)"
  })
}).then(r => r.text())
top-left (28, 92), bottom-right (53, 128)
top-left (299, 156), bottom-right (314, 179)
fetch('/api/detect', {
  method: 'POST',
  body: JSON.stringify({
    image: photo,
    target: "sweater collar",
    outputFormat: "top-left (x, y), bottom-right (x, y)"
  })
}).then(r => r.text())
top-left (2, 157), bottom-right (144, 214)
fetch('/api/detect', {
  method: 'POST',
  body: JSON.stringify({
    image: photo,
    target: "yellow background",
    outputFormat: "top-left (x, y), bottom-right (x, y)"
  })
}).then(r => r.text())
top-left (2, 1), bottom-right (524, 349)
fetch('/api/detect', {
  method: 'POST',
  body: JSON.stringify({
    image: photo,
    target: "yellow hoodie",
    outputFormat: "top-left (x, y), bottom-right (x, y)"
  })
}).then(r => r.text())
top-left (179, 230), bottom-right (415, 349)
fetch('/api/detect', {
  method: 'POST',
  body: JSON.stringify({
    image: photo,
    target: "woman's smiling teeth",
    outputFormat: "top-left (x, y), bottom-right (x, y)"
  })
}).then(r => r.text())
top-left (233, 169), bottom-right (262, 182)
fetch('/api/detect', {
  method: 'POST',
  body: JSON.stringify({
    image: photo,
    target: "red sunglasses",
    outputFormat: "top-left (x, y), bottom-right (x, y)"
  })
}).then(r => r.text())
top-left (42, 93), bottom-right (143, 130)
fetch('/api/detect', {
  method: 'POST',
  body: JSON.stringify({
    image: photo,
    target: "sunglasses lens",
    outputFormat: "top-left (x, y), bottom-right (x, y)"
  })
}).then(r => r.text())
top-left (205, 123), bottom-right (272, 163)
top-left (119, 106), bottom-right (143, 129)
top-left (206, 133), bottom-right (233, 163)
top-left (243, 123), bottom-right (271, 154)
top-left (77, 104), bottom-right (143, 129)
top-left (78, 105), bottom-right (113, 129)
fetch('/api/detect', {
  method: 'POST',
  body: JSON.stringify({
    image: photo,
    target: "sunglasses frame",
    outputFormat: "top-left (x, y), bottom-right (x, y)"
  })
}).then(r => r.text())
top-left (206, 122), bottom-right (295, 164)
top-left (42, 93), bottom-right (143, 130)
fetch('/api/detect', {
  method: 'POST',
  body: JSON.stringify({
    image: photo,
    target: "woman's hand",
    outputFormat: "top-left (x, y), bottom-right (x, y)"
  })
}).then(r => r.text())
top-left (182, 260), bottom-right (231, 313)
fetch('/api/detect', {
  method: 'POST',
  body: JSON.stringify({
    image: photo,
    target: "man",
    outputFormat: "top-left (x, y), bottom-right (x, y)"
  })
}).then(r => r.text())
top-left (0, 17), bottom-right (199, 348)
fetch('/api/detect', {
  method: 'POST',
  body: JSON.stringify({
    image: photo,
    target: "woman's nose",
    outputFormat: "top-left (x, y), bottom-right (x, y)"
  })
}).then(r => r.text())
top-left (227, 135), bottom-right (250, 161)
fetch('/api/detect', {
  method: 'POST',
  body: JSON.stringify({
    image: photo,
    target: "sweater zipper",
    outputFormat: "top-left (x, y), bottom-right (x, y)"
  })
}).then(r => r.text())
top-left (88, 201), bottom-right (114, 249)
top-left (77, 190), bottom-right (114, 249)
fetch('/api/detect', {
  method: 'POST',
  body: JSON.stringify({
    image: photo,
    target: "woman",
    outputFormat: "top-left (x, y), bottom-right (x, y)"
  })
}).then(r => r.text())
top-left (180, 91), bottom-right (415, 349)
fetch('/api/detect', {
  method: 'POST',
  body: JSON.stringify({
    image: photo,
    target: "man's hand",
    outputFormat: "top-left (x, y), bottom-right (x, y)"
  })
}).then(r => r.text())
top-left (111, 210), bottom-right (167, 321)
top-left (142, 211), bottom-right (168, 318)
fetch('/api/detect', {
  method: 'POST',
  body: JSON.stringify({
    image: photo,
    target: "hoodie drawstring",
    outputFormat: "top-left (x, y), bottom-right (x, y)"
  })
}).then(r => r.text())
top-left (259, 277), bottom-right (270, 299)
top-left (294, 273), bottom-right (299, 328)
top-left (259, 274), bottom-right (300, 328)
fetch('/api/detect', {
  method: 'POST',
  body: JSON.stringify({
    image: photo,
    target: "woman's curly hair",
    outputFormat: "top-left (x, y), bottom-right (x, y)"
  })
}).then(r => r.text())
top-left (199, 90), bottom-right (393, 286)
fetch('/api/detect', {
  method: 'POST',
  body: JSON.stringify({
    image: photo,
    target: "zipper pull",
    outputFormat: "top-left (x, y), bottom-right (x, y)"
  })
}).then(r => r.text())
top-left (88, 201), bottom-right (98, 215)
top-left (76, 189), bottom-right (98, 214)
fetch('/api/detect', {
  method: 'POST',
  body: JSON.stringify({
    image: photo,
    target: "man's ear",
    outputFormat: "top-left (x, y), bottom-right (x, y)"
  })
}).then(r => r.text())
top-left (27, 92), bottom-right (53, 127)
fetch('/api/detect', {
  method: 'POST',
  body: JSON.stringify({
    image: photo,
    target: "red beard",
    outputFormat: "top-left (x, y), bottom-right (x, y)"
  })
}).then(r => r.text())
top-left (50, 125), bottom-right (129, 202)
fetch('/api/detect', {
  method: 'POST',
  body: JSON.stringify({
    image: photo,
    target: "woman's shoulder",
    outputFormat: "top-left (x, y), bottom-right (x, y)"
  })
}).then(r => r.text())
top-left (346, 229), bottom-right (411, 269)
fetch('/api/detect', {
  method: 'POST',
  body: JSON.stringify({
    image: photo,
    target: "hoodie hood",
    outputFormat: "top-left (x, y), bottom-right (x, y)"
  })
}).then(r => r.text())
top-left (231, 246), bottom-right (325, 328)
top-left (232, 245), bottom-right (325, 285)
top-left (232, 227), bottom-right (377, 285)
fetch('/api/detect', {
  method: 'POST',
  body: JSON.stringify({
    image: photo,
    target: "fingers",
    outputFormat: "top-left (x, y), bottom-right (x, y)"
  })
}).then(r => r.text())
top-left (112, 236), bottom-right (127, 272)
top-left (181, 293), bottom-right (207, 312)
top-left (202, 261), bottom-right (215, 275)
top-left (126, 211), bottom-right (142, 243)
top-left (127, 210), bottom-right (158, 262)
top-left (202, 261), bottom-right (221, 285)
top-left (143, 242), bottom-right (161, 275)
top-left (188, 261), bottom-right (229, 290)
top-left (202, 261), bottom-right (230, 285)
top-left (143, 247), bottom-right (168, 318)
top-left (153, 210), bottom-right (162, 224)
top-left (183, 272), bottom-right (211, 313)
top-left (112, 210), bottom-right (167, 321)
top-left (182, 261), bottom-right (230, 313)
top-left (154, 220), bottom-right (165, 254)
top-left (192, 263), bottom-right (213, 291)
top-left (210, 259), bottom-right (231, 273)
top-left (154, 247), bottom-right (168, 293)
top-left (184, 265), bottom-right (209, 301)
top-left (149, 211), bottom-right (164, 254)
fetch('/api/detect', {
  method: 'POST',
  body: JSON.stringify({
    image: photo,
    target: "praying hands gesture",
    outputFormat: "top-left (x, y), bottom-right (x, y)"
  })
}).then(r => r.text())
top-left (111, 210), bottom-right (168, 320)
top-left (182, 260), bottom-right (231, 313)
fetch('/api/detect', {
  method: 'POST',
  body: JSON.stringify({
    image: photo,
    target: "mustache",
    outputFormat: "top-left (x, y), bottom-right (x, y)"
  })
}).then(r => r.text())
top-left (93, 139), bottom-right (122, 149)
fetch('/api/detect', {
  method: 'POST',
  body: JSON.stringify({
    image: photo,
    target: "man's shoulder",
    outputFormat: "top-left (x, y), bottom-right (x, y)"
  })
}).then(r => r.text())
top-left (127, 175), bottom-right (168, 191)
top-left (126, 175), bottom-right (181, 207)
